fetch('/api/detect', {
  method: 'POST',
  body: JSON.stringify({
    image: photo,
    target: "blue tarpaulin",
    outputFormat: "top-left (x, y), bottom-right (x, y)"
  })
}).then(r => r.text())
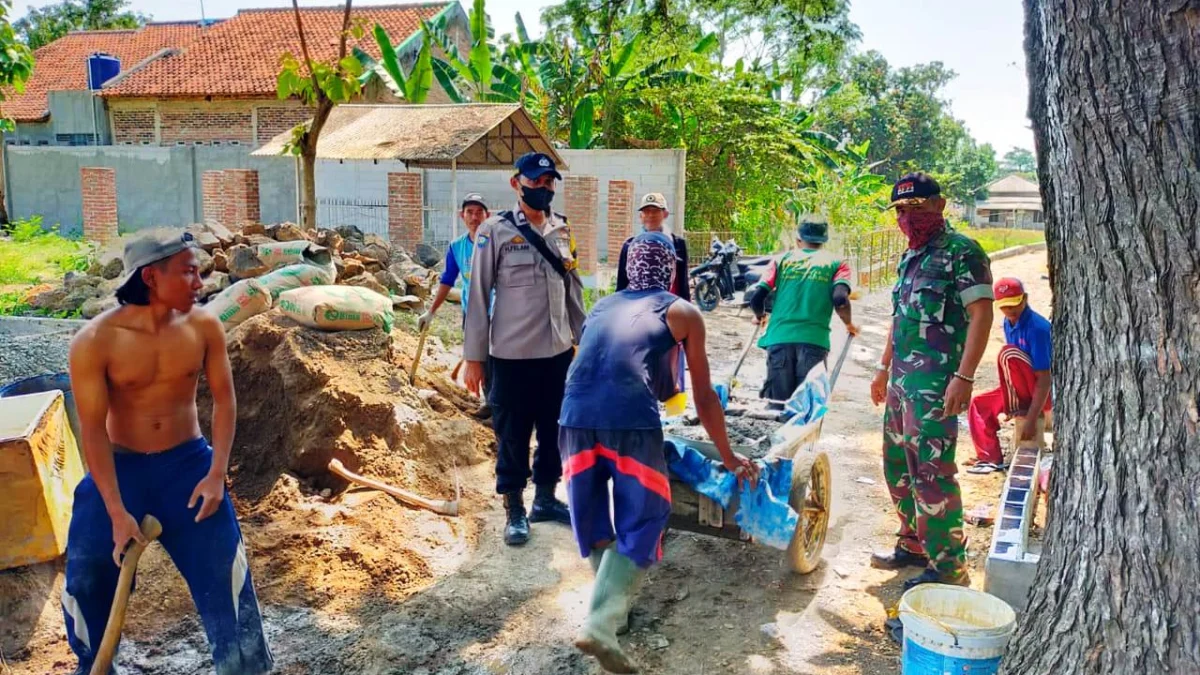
top-left (665, 368), bottom-right (831, 549)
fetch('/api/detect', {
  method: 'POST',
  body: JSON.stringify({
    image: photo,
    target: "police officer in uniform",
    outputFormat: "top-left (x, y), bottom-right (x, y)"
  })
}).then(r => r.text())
top-left (464, 152), bottom-right (586, 546)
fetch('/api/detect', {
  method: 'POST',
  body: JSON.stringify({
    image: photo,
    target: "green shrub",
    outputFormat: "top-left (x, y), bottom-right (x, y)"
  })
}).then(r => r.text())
top-left (0, 215), bottom-right (93, 285)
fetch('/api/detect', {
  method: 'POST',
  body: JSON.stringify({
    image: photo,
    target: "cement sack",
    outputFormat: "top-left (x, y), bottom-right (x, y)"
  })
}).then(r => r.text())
top-left (258, 249), bottom-right (336, 300)
top-left (258, 241), bottom-right (325, 269)
top-left (278, 285), bottom-right (394, 333)
top-left (205, 278), bottom-right (273, 330)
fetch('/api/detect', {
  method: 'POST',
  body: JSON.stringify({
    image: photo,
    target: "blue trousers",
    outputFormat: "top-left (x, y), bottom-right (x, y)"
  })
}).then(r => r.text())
top-left (62, 438), bottom-right (273, 675)
top-left (559, 427), bottom-right (672, 568)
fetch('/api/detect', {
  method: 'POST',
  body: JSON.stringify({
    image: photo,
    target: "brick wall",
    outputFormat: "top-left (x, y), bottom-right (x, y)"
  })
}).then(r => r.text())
top-left (202, 171), bottom-right (225, 227)
top-left (388, 172), bottom-right (423, 252)
top-left (111, 108), bottom-right (156, 145)
top-left (256, 106), bottom-right (313, 146)
top-left (81, 167), bottom-right (117, 245)
top-left (565, 176), bottom-right (599, 275)
top-left (222, 170), bottom-right (260, 228)
top-left (160, 106), bottom-right (255, 146)
top-left (606, 180), bottom-right (635, 262)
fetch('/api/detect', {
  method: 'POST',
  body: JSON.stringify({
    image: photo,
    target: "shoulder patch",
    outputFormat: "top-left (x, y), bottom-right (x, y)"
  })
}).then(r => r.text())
top-left (476, 234), bottom-right (489, 247)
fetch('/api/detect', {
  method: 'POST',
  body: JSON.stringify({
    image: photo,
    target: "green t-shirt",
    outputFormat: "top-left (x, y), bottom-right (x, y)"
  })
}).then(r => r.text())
top-left (757, 248), bottom-right (851, 351)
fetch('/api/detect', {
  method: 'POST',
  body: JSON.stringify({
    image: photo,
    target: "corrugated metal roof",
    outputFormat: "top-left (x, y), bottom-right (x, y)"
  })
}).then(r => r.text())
top-left (252, 104), bottom-right (566, 170)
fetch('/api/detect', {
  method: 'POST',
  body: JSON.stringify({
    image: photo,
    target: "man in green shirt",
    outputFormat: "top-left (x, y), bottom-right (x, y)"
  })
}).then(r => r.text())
top-left (747, 218), bottom-right (857, 406)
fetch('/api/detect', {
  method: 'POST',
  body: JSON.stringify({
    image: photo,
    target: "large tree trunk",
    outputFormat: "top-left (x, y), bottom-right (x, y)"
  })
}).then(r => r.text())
top-left (1003, 2), bottom-right (1200, 673)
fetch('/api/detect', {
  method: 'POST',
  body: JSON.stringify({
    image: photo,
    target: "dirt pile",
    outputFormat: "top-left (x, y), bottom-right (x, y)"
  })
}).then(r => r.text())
top-left (201, 312), bottom-right (489, 503)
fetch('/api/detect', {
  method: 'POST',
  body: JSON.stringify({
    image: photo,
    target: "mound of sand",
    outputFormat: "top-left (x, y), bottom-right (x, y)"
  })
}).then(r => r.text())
top-left (200, 312), bottom-right (489, 503)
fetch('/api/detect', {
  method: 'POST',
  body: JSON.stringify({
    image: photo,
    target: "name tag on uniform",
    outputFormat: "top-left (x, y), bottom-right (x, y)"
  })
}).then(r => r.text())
top-left (505, 243), bottom-right (531, 253)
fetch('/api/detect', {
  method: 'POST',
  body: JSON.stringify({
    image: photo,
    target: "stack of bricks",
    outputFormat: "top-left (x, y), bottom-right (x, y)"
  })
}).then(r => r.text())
top-left (80, 167), bottom-right (118, 246)
top-left (388, 172), bottom-right (423, 252)
top-left (221, 170), bottom-right (261, 230)
top-left (564, 176), bottom-right (599, 275)
top-left (606, 180), bottom-right (635, 262)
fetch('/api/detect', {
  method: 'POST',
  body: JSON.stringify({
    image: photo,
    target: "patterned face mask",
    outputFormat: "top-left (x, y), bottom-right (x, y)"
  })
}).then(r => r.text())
top-left (626, 232), bottom-right (676, 292)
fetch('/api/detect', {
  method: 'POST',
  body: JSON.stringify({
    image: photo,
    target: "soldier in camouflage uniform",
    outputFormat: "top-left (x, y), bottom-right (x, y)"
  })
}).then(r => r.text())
top-left (869, 173), bottom-right (994, 590)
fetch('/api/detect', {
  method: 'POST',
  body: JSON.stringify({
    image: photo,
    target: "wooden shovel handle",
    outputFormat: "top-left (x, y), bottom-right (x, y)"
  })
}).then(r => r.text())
top-left (328, 459), bottom-right (459, 516)
top-left (90, 515), bottom-right (163, 675)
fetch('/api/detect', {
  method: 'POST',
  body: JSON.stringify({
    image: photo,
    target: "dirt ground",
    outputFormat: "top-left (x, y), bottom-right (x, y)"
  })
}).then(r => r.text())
top-left (1, 249), bottom-right (1050, 675)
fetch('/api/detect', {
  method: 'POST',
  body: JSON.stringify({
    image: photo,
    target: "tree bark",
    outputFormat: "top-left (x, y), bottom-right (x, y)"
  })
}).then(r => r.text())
top-left (1003, 2), bottom-right (1200, 673)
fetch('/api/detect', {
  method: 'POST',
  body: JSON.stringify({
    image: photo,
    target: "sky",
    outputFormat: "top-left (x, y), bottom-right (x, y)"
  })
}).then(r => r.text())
top-left (9, 0), bottom-right (1035, 153)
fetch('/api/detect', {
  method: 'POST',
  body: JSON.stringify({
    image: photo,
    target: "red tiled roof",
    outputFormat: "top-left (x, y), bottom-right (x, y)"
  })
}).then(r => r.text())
top-left (102, 3), bottom-right (454, 99)
top-left (2, 22), bottom-right (206, 121)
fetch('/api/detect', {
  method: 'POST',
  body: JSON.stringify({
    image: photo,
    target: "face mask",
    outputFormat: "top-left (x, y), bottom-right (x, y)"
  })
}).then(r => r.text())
top-left (520, 186), bottom-right (555, 212)
top-left (897, 211), bottom-right (946, 249)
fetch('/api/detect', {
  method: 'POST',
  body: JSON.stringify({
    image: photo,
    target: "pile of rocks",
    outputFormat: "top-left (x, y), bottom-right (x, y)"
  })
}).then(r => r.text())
top-left (25, 222), bottom-right (443, 320)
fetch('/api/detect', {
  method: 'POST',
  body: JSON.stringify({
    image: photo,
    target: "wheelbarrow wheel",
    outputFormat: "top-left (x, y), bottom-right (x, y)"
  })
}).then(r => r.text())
top-left (786, 451), bottom-right (831, 574)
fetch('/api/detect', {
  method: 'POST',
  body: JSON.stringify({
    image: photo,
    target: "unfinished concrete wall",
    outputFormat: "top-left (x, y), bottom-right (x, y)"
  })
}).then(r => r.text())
top-left (314, 148), bottom-right (686, 257)
top-left (5, 146), bottom-right (295, 235)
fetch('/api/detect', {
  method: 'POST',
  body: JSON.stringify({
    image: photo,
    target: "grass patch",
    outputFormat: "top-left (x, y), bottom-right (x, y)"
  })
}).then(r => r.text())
top-left (959, 227), bottom-right (1045, 255)
top-left (0, 289), bottom-right (82, 319)
top-left (0, 216), bottom-right (92, 286)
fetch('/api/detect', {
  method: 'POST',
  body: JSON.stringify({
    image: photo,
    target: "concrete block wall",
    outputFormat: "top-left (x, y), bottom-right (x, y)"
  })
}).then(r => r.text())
top-left (6, 146), bottom-right (296, 236)
top-left (388, 172), bottom-right (423, 252)
top-left (564, 176), bottom-right (599, 275)
top-left (80, 167), bottom-right (117, 245)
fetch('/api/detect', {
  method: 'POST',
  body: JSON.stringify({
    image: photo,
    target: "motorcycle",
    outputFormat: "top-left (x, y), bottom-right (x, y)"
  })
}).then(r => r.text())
top-left (689, 238), bottom-right (774, 312)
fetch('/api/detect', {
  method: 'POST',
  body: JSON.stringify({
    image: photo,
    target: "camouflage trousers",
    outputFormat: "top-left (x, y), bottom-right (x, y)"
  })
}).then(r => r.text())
top-left (882, 387), bottom-right (967, 576)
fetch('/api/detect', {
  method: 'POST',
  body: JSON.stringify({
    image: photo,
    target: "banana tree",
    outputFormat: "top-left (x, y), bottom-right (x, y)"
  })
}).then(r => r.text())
top-left (369, 22), bottom-right (434, 102)
top-left (419, 0), bottom-right (523, 103)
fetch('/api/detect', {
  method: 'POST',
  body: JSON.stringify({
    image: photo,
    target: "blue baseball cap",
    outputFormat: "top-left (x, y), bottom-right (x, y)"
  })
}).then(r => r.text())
top-left (514, 152), bottom-right (562, 181)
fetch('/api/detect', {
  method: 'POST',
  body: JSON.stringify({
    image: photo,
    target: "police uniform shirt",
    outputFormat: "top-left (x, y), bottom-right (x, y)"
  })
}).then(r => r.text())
top-left (463, 205), bottom-right (586, 361)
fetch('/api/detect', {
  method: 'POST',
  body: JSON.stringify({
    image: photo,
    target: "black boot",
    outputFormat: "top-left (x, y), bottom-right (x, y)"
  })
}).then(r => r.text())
top-left (869, 547), bottom-right (929, 570)
top-left (503, 492), bottom-right (530, 546)
top-left (529, 483), bottom-right (572, 525)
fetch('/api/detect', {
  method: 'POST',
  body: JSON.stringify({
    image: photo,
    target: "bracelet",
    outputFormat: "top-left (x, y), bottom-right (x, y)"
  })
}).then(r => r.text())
top-left (874, 363), bottom-right (889, 373)
top-left (952, 372), bottom-right (975, 384)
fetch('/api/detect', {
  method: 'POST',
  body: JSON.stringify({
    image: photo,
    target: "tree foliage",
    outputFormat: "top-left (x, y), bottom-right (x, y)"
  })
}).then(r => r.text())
top-left (1000, 146), bottom-right (1036, 174)
top-left (15, 0), bottom-right (146, 50)
top-left (813, 51), bottom-right (998, 205)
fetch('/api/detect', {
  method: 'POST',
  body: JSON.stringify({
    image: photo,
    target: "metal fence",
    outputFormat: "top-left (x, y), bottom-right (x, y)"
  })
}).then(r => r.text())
top-left (831, 228), bottom-right (907, 292)
top-left (317, 197), bottom-right (388, 238)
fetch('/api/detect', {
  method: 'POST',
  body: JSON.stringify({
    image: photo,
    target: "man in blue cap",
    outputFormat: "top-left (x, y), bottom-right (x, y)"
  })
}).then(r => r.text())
top-left (463, 152), bottom-right (587, 546)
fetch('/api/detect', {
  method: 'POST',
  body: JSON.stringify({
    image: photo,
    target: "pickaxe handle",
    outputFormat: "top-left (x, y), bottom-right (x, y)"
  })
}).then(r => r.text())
top-left (90, 515), bottom-right (163, 675)
top-left (328, 459), bottom-right (459, 516)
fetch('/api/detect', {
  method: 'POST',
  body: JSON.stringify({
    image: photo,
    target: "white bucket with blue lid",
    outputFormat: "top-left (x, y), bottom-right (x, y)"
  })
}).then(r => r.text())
top-left (899, 584), bottom-right (1017, 675)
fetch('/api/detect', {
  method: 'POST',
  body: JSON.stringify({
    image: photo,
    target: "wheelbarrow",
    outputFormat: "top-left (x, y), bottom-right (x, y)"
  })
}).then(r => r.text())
top-left (663, 335), bottom-right (852, 574)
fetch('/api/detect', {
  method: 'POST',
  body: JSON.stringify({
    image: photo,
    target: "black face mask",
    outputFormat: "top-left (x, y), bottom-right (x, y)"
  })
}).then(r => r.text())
top-left (520, 186), bottom-right (555, 212)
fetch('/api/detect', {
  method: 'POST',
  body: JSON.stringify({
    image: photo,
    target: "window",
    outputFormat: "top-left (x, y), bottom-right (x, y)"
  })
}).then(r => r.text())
top-left (229, 140), bottom-right (241, 146)
top-left (176, 141), bottom-right (187, 146)
top-left (4, 139), bottom-right (13, 145)
top-left (1032, 210), bottom-right (1045, 224)
top-left (37, 140), bottom-right (49, 146)
top-left (193, 141), bottom-right (206, 146)
top-left (140, 141), bottom-right (151, 146)
top-left (211, 140), bottom-right (222, 146)
top-left (988, 212), bottom-right (1002, 224)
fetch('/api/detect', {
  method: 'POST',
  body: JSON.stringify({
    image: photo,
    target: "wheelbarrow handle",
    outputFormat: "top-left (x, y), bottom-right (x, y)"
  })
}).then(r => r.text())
top-left (827, 335), bottom-right (854, 395)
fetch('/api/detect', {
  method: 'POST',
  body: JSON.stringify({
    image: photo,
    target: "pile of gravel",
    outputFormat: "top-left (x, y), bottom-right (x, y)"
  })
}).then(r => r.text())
top-left (0, 319), bottom-right (79, 386)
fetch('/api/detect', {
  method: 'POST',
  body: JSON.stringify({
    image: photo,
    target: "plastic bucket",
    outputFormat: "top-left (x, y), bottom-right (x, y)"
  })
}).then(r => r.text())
top-left (899, 584), bottom-right (1017, 675)
top-left (0, 373), bottom-right (83, 462)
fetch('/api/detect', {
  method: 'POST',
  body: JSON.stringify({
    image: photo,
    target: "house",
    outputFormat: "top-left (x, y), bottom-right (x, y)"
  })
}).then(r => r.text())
top-left (974, 174), bottom-right (1043, 229)
top-left (2, 2), bottom-right (468, 148)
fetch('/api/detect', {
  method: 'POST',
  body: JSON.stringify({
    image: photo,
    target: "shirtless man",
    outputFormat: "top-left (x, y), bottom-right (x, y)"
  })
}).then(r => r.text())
top-left (63, 231), bottom-right (272, 675)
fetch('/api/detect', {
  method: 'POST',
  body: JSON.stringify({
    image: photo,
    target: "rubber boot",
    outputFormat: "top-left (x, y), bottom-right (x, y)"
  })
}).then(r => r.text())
top-left (575, 548), bottom-right (643, 674)
top-left (503, 492), bottom-right (530, 546)
top-left (588, 547), bottom-right (631, 636)
top-left (529, 483), bottom-right (572, 525)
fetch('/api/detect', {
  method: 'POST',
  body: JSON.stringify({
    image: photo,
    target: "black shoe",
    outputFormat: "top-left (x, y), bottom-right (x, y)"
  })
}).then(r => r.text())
top-left (472, 404), bottom-right (492, 420)
top-left (902, 567), bottom-right (970, 592)
top-left (870, 547), bottom-right (929, 570)
top-left (529, 484), bottom-right (572, 525)
top-left (503, 492), bottom-right (530, 546)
